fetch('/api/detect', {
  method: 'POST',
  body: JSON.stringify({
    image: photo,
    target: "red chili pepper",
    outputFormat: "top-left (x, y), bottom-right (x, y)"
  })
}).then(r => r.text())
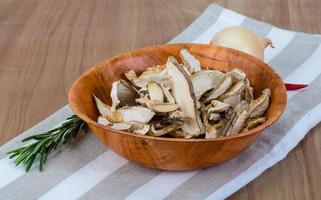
top-left (285, 83), bottom-right (309, 90)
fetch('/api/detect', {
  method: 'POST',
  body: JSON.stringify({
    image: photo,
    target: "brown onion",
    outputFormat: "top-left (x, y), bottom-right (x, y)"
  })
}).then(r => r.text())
top-left (211, 26), bottom-right (273, 61)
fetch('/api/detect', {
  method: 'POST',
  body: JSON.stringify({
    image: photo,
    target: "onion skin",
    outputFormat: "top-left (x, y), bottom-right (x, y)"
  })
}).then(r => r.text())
top-left (210, 26), bottom-right (273, 61)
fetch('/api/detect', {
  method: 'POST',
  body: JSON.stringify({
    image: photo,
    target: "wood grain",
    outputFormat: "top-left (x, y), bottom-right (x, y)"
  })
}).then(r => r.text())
top-left (0, 0), bottom-right (320, 198)
top-left (68, 43), bottom-right (287, 170)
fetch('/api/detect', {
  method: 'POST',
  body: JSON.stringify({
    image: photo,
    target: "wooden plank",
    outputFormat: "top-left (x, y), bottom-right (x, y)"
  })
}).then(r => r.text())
top-left (0, 0), bottom-right (320, 199)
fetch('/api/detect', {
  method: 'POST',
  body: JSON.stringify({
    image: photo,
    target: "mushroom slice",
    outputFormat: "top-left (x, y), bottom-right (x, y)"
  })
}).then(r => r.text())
top-left (117, 106), bottom-right (155, 123)
top-left (166, 56), bottom-right (204, 136)
top-left (220, 101), bottom-right (248, 136)
top-left (93, 94), bottom-right (122, 123)
top-left (105, 111), bottom-right (122, 123)
top-left (218, 81), bottom-right (245, 100)
top-left (130, 122), bottom-right (150, 135)
top-left (248, 88), bottom-right (271, 118)
top-left (243, 117), bottom-right (266, 131)
top-left (169, 110), bottom-right (191, 122)
top-left (226, 110), bottom-right (249, 136)
top-left (124, 67), bottom-right (169, 88)
top-left (124, 69), bottom-right (138, 82)
top-left (219, 109), bottom-right (235, 136)
top-left (209, 100), bottom-right (231, 113)
top-left (147, 82), bottom-right (164, 102)
top-left (111, 122), bottom-right (132, 131)
top-left (135, 94), bottom-right (152, 105)
top-left (117, 80), bottom-right (139, 106)
top-left (223, 94), bottom-right (241, 108)
top-left (205, 123), bottom-right (224, 139)
top-left (110, 81), bottom-right (121, 111)
top-left (97, 116), bottom-right (110, 126)
top-left (93, 94), bottom-right (112, 117)
top-left (204, 75), bottom-right (233, 103)
top-left (148, 65), bottom-right (166, 72)
top-left (160, 82), bottom-right (175, 104)
top-left (244, 78), bottom-right (254, 103)
top-left (191, 70), bottom-right (225, 99)
top-left (225, 101), bottom-right (249, 136)
top-left (150, 124), bottom-right (180, 137)
top-left (227, 68), bottom-right (246, 81)
top-left (148, 103), bottom-right (180, 113)
top-left (179, 49), bottom-right (201, 74)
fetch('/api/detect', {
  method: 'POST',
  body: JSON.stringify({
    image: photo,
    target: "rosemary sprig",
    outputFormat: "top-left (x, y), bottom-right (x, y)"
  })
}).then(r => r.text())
top-left (7, 115), bottom-right (87, 172)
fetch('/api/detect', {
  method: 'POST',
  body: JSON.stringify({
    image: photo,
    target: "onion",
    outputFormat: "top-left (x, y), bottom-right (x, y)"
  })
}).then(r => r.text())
top-left (211, 26), bottom-right (273, 61)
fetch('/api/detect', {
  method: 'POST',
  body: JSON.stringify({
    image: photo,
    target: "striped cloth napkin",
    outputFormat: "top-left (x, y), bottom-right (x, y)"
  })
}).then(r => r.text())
top-left (1, 4), bottom-right (321, 200)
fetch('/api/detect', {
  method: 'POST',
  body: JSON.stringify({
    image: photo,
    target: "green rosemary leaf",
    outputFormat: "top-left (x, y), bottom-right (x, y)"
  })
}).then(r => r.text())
top-left (22, 133), bottom-right (51, 142)
top-left (7, 115), bottom-right (87, 172)
top-left (26, 154), bottom-right (37, 172)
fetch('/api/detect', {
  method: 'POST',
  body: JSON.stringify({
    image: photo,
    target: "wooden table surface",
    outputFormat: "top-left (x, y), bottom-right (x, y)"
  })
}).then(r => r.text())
top-left (0, 0), bottom-right (320, 199)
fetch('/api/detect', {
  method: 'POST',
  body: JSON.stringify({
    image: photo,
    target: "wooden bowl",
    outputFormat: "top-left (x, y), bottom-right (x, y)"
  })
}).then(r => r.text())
top-left (68, 44), bottom-right (287, 171)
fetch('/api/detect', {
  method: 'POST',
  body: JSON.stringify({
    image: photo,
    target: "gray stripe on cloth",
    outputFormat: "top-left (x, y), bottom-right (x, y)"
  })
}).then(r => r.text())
top-left (241, 17), bottom-right (273, 37)
top-left (0, 133), bottom-right (106, 200)
top-left (170, 4), bottom-right (223, 43)
top-left (0, 105), bottom-right (73, 159)
top-left (164, 73), bottom-right (321, 200)
top-left (268, 33), bottom-right (321, 78)
top-left (78, 163), bottom-right (161, 200)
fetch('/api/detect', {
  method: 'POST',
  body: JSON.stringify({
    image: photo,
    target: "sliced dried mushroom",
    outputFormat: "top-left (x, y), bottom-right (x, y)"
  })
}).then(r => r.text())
top-left (93, 94), bottom-right (122, 123)
top-left (150, 124), bottom-right (180, 137)
top-left (160, 82), bottom-right (175, 104)
top-left (93, 94), bottom-right (112, 117)
top-left (248, 88), bottom-right (271, 118)
top-left (220, 101), bottom-right (248, 136)
top-left (130, 122), bottom-right (150, 135)
top-left (209, 100), bottom-right (231, 113)
top-left (147, 81), bottom-right (164, 102)
top-left (243, 117), bottom-right (266, 131)
top-left (222, 94), bottom-right (241, 108)
top-left (117, 106), bottom-right (155, 123)
top-left (205, 123), bottom-right (224, 138)
top-left (110, 81), bottom-right (121, 111)
top-left (179, 49), bottom-right (201, 74)
top-left (169, 110), bottom-right (191, 122)
top-left (124, 69), bottom-right (138, 82)
top-left (117, 80), bottom-right (139, 106)
top-left (204, 75), bottom-right (233, 103)
top-left (111, 122), bottom-right (132, 130)
top-left (227, 68), bottom-right (246, 81)
top-left (125, 67), bottom-right (169, 88)
top-left (135, 94), bottom-right (179, 113)
top-left (106, 111), bottom-right (122, 123)
top-left (243, 78), bottom-right (254, 103)
top-left (97, 116), bottom-right (110, 126)
top-left (94, 49), bottom-right (270, 139)
top-left (148, 103), bottom-right (180, 113)
top-left (166, 56), bottom-right (204, 137)
top-left (225, 101), bottom-right (249, 136)
top-left (218, 81), bottom-right (245, 100)
top-left (226, 110), bottom-right (249, 136)
top-left (191, 70), bottom-right (225, 99)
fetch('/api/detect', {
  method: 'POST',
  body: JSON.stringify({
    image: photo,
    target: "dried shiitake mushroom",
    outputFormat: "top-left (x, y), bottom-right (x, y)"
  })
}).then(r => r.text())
top-left (94, 49), bottom-right (271, 139)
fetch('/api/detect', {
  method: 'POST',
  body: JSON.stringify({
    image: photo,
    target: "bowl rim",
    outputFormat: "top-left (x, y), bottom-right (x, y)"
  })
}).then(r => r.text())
top-left (68, 43), bottom-right (287, 142)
